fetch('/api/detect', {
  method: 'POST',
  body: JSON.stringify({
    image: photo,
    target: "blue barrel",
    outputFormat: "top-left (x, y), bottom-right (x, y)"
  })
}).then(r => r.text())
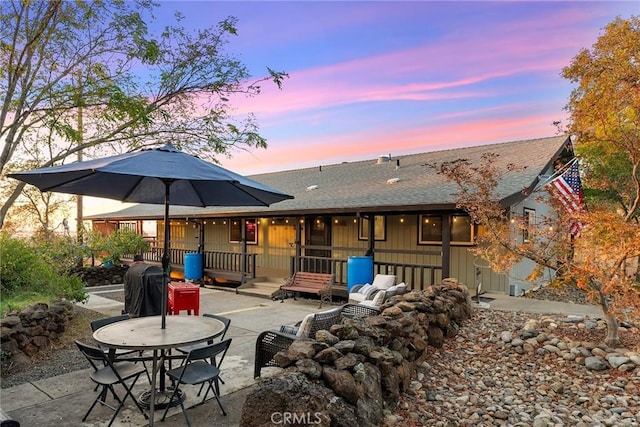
top-left (184, 253), bottom-right (203, 280)
top-left (347, 256), bottom-right (374, 292)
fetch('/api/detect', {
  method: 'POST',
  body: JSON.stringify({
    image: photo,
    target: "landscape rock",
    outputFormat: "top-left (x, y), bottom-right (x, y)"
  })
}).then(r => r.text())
top-left (243, 279), bottom-right (474, 424)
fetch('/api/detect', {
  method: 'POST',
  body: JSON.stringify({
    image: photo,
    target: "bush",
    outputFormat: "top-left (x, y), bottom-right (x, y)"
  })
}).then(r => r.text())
top-left (36, 234), bottom-right (91, 274)
top-left (84, 228), bottom-right (149, 265)
top-left (0, 233), bottom-right (87, 316)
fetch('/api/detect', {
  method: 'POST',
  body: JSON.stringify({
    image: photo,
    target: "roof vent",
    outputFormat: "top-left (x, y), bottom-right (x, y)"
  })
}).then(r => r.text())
top-left (376, 154), bottom-right (391, 164)
top-left (306, 185), bottom-right (318, 191)
top-left (386, 178), bottom-right (400, 184)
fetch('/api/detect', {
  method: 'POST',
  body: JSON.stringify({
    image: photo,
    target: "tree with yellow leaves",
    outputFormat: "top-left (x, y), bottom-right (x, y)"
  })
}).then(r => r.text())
top-left (436, 17), bottom-right (640, 346)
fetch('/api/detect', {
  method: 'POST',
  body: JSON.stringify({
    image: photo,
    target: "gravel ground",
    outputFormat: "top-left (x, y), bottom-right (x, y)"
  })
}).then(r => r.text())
top-left (386, 309), bottom-right (640, 427)
top-left (524, 283), bottom-right (593, 305)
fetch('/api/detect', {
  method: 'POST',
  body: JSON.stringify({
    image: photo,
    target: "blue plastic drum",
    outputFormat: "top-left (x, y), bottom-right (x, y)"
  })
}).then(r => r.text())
top-left (347, 256), bottom-right (374, 292)
top-left (184, 253), bottom-right (203, 280)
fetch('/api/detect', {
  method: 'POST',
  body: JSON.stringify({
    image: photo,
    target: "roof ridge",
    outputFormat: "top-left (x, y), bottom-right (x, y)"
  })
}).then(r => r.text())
top-left (251, 135), bottom-right (568, 178)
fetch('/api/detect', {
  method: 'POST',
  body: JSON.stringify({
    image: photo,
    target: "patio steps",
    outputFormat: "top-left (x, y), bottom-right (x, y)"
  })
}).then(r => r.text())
top-left (235, 278), bottom-right (348, 301)
top-left (236, 277), bottom-right (283, 299)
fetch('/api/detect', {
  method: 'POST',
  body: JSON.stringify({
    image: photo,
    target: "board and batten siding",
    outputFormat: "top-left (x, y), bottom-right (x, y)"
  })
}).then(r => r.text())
top-left (257, 219), bottom-right (296, 272)
top-left (166, 213), bottom-right (510, 293)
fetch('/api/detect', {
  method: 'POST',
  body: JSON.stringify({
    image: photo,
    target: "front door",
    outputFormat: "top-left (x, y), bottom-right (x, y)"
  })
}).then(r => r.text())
top-left (304, 216), bottom-right (332, 273)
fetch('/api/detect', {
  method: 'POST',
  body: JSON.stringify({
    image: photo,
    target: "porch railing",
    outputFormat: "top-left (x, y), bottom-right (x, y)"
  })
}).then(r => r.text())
top-left (290, 255), bottom-right (442, 291)
top-left (138, 246), bottom-right (256, 279)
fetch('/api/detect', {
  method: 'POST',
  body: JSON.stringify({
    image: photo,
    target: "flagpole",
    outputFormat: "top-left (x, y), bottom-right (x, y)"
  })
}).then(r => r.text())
top-left (535, 156), bottom-right (579, 191)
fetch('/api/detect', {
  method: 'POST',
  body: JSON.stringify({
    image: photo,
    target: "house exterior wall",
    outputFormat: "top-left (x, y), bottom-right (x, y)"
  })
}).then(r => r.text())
top-left (163, 213), bottom-right (511, 294)
top-left (157, 220), bottom-right (194, 250)
top-left (507, 168), bottom-right (559, 295)
top-left (158, 200), bottom-right (565, 295)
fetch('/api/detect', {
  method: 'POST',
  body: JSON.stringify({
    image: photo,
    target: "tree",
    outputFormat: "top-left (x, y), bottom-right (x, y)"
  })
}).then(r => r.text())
top-left (436, 153), bottom-right (640, 347)
top-left (0, 0), bottom-right (287, 228)
top-left (434, 16), bottom-right (640, 346)
top-left (562, 16), bottom-right (640, 222)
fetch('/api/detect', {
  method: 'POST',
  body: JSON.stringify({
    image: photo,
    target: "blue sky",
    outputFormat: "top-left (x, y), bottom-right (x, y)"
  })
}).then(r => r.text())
top-left (148, 1), bottom-right (638, 175)
top-left (83, 1), bottom-right (638, 216)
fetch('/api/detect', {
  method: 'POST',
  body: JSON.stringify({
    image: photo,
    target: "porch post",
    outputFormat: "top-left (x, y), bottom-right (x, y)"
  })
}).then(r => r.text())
top-left (240, 220), bottom-right (247, 289)
top-left (367, 215), bottom-right (375, 253)
top-left (295, 220), bottom-right (302, 272)
top-left (441, 213), bottom-right (451, 279)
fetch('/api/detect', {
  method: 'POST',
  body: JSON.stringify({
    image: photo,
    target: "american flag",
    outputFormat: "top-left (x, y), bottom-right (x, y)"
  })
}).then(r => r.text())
top-left (547, 161), bottom-right (585, 236)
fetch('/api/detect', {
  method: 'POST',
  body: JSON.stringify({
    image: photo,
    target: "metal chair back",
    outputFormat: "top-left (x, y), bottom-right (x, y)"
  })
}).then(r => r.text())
top-left (90, 314), bottom-right (130, 332)
top-left (202, 314), bottom-right (231, 341)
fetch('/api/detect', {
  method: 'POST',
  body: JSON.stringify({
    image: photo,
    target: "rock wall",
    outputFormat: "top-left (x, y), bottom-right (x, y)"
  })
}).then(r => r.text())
top-left (240, 280), bottom-right (473, 427)
top-left (69, 265), bottom-right (128, 287)
top-left (0, 300), bottom-right (75, 370)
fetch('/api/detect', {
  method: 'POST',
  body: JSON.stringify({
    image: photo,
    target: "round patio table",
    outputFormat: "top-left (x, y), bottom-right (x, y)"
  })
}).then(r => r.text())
top-left (93, 315), bottom-right (225, 427)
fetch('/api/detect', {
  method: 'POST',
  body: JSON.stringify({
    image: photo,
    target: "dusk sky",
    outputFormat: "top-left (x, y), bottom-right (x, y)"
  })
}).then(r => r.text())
top-left (148, 1), bottom-right (639, 175)
top-left (84, 0), bottom-right (638, 215)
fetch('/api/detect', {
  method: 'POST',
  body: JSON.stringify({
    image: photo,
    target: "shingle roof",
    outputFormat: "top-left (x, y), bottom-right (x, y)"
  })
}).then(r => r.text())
top-left (86, 135), bottom-right (570, 220)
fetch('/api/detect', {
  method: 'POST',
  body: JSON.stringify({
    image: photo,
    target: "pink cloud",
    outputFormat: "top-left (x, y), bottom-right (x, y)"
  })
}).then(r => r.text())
top-left (221, 103), bottom-right (568, 176)
top-left (225, 15), bottom-right (593, 120)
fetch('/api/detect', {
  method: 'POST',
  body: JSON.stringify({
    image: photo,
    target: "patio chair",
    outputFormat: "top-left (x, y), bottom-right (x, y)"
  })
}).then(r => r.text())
top-left (254, 306), bottom-right (344, 378)
top-left (340, 303), bottom-right (381, 319)
top-left (75, 340), bottom-right (148, 427)
top-left (90, 314), bottom-right (151, 383)
top-left (173, 314), bottom-right (231, 386)
top-left (161, 338), bottom-right (233, 426)
top-left (348, 274), bottom-right (396, 304)
top-left (358, 282), bottom-right (408, 309)
top-left (174, 314), bottom-right (231, 354)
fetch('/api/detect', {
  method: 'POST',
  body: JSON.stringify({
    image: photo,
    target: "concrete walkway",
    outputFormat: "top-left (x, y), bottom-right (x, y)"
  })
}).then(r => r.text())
top-left (1, 287), bottom-right (603, 427)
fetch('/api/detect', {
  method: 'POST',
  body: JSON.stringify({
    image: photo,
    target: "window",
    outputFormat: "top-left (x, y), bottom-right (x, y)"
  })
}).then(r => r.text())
top-left (419, 215), bottom-right (442, 243)
top-left (523, 208), bottom-right (535, 242)
top-left (419, 214), bottom-right (474, 245)
top-left (229, 218), bottom-right (258, 244)
top-left (451, 215), bottom-right (473, 242)
top-left (359, 215), bottom-right (386, 241)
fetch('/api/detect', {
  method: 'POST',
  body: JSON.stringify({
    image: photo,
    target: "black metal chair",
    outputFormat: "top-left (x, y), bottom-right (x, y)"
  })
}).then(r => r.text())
top-left (75, 340), bottom-right (148, 427)
top-left (174, 314), bottom-right (231, 355)
top-left (340, 303), bottom-right (381, 319)
top-left (254, 306), bottom-right (344, 378)
top-left (253, 304), bottom-right (380, 378)
top-left (90, 314), bottom-right (151, 383)
top-left (161, 338), bottom-right (233, 426)
top-left (172, 314), bottom-right (231, 390)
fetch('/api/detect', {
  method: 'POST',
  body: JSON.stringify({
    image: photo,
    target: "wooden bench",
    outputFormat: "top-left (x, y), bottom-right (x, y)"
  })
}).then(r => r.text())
top-left (279, 272), bottom-right (334, 308)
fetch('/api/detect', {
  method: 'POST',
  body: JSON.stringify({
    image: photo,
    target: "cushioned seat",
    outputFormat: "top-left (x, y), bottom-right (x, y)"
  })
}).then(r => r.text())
top-left (348, 274), bottom-right (396, 304)
top-left (359, 282), bottom-right (407, 308)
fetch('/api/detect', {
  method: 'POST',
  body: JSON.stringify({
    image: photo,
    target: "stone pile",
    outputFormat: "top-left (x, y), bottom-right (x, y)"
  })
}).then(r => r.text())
top-left (497, 316), bottom-right (640, 372)
top-left (240, 280), bottom-right (473, 427)
top-left (68, 265), bottom-right (128, 287)
top-left (0, 300), bottom-right (75, 370)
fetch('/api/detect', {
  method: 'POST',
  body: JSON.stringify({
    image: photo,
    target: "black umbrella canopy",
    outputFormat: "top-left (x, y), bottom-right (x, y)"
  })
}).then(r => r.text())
top-left (9, 144), bottom-right (293, 207)
top-left (9, 144), bottom-right (293, 329)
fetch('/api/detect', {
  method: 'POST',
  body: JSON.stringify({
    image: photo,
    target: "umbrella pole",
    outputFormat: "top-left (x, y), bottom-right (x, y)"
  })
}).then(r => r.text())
top-left (161, 181), bottom-right (172, 330)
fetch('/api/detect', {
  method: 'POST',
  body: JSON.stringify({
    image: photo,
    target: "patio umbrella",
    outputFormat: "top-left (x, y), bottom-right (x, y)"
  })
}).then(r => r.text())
top-left (9, 144), bottom-right (293, 328)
